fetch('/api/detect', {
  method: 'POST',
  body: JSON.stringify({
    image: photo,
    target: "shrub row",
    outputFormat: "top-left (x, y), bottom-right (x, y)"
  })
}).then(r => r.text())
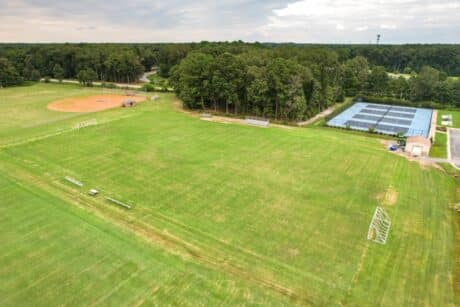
top-left (355, 95), bottom-right (448, 109)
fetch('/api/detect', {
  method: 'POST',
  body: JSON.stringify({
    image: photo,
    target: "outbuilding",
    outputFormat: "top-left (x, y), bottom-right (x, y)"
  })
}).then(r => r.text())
top-left (405, 136), bottom-right (431, 157)
top-left (122, 99), bottom-right (137, 108)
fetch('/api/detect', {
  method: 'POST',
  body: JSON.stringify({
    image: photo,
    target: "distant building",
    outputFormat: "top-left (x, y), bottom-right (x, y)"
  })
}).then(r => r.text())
top-left (405, 136), bottom-right (431, 157)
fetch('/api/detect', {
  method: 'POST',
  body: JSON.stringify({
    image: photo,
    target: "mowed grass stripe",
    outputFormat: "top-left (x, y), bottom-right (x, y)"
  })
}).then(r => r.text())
top-left (0, 108), bottom-right (456, 304)
top-left (0, 171), bottom-right (293, 306)
top-left (0, 83), bottom-right (457, 305)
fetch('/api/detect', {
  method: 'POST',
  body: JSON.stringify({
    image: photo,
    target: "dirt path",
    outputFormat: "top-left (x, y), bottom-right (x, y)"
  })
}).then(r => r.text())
top-left (297, 104), bottom-right (339, 126)
top-left (140, 71), bottom-right (157, 83)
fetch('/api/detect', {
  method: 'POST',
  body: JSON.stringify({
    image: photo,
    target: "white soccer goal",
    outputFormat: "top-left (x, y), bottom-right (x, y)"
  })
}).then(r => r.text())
top-left (73, 119), bottom-right (97, 130)
top-left (367, 207), bottom-right (391, 244)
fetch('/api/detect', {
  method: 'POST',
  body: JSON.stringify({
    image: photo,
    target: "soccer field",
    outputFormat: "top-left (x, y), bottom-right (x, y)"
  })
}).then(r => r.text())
top-left (0, 83), bottom-right (458, 306)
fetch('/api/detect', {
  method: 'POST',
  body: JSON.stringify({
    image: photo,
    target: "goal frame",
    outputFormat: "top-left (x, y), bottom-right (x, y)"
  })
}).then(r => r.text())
top-left (367, 207), bottom-right (391, 244)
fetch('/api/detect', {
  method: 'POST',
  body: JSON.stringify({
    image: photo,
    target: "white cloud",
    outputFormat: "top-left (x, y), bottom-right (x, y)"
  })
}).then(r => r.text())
top-left (355, 26), bottom-right (369, 32)
top-left (259, 0), bottom-right (460, 43)
top-left (380, 24), bottom-right (397, 30)
top-left (0, 0), bottom-right (459, 43)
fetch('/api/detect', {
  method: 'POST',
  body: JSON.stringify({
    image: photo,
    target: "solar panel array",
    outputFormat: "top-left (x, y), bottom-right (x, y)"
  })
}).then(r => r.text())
top-left (328, 102), bottom-right (432, 137)
top-left (343, 103), bottom-right (418, 135)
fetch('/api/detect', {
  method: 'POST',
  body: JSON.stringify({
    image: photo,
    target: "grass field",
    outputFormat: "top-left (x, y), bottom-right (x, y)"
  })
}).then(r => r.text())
top-left (0, 83), bottom-right (458, 306)
top-left (430, 132), bottom-right (448, 158)
top-left (438, 109), bottom-right (460, 128)
top-left (0, 171), bottom-right (290, 306)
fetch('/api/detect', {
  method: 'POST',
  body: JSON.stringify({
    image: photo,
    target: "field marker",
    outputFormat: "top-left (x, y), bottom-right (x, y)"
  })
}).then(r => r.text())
top-left (64, 176), bottom-right (83, 187)
top-left (105, 197), bottom-right (132, 209)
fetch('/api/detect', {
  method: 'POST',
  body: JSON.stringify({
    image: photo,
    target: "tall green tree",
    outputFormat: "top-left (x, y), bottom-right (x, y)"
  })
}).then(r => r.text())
top-left (171, 52), bottom-right (213, 109)
top-left (388, 76), bottom-right (410, 99)
top-left (342, 56), bottom-right (369, 96)
top-left (53, 64), bottom-right (64, 82)
top-left (211, 53), bottom-right (246, 114)
top-left (367, 66), bottom-right (389, 96)
top-left (77, 68), bottom-right (97, 86)
top-left (246, 65), bottom-right (269, 116)
top-left (0, 57), bottom-right (23, 87)
top-left (409, 66), bottom-right (440, 101)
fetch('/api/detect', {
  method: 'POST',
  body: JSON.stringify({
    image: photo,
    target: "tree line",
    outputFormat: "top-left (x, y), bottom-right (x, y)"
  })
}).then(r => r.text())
top-left (0, 42), bottom-right (459, 120)
top-left (341, 57), bottom-right (460, 105)
top-left (171, 45), bottom-right (460, 121)
top-left (331, 44), bottom-right (460, 76)
top-left (170, 47), bottom-right (341, 120)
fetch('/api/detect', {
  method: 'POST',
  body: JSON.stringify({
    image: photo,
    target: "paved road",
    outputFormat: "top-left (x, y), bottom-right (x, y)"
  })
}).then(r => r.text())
top-left (449, 128), bottom-right (460, 168)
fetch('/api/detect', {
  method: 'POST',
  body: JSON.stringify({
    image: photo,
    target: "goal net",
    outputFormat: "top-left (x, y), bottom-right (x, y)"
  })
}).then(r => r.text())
top-left (367, 207), bottom-right (391, 244)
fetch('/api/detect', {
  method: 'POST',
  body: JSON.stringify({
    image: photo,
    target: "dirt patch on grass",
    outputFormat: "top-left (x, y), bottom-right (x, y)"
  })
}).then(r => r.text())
top-left (377, 185), bottom-right (398, 206)
top-left (384, 187), bottom-right (398, 206)
top-left (48, 94), bottom-right (146, 113)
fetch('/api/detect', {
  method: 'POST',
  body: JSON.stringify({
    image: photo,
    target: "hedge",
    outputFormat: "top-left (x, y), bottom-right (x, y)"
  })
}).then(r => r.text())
top-left (355, 95), bottom-right (449, 109)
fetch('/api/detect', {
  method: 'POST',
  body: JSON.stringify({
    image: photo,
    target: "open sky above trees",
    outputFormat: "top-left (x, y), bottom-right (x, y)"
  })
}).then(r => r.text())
top-left (0, 0), bottom-right (459, 43)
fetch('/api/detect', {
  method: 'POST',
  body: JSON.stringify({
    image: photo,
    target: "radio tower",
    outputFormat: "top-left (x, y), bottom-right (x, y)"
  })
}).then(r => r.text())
top-left (377, 34), bottom-right (381, 46)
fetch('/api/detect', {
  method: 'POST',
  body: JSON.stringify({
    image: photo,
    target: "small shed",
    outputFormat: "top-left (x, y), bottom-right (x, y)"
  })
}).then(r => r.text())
top-left (405, 136), bottom-right (431, 157)
top-left (122, 99), bottom-right (137, 108)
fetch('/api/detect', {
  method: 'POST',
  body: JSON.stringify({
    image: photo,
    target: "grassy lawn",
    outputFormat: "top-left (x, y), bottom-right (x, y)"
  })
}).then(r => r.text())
top-left (438, 109), bottom-right (460, 128)
top-left (430, 132), bottom-right (448, 158)
top-left (0, 83), bottom-right (458, 306)
top-left (0, 171), bottom-right (288, 306)
top-left (0, 83), bottom-right (143, 147)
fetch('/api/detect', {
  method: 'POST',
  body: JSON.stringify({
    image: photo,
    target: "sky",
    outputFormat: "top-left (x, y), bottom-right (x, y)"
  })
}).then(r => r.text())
top-left (0, 0), bottom-right (459, 43)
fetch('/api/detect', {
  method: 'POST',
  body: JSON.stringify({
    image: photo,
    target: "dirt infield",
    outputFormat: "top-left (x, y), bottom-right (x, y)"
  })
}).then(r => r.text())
top-left (47, 94), bottom-right (146, 113)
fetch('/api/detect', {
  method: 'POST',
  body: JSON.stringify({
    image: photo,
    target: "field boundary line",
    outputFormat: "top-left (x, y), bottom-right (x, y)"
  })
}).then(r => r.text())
top-left (0, 114), bottom-right (137, 150)
top-left (341, 242), bottom-right (371, 305)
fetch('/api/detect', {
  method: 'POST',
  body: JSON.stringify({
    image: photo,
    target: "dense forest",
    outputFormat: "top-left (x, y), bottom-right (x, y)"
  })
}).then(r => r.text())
top-left (1, 42), bottom-right (460, 120)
